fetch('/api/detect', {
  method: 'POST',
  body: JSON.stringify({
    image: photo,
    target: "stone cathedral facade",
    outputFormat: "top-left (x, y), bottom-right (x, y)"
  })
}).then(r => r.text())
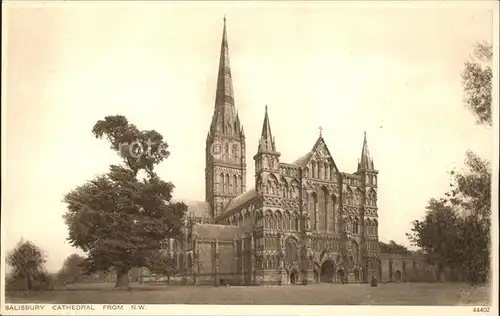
top-left (140, 19), bottom-right (383, 286)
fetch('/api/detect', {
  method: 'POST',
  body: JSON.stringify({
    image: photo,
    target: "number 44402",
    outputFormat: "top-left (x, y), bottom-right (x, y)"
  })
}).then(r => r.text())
top-left (473, 307), bottom-right (490, 313)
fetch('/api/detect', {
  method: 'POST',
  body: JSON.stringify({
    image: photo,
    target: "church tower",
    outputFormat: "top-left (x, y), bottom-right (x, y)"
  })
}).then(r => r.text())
top-left (356, 132), bottom-right (379, 282)
top-left (254, 106), bottom-right (281, 193)
top-left (205, 17), bottom-right (246, 218)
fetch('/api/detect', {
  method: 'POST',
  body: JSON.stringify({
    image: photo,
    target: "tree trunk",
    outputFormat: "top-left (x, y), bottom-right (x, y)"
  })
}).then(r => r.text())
top-left (26, 272), bottom-right (33, 291)
top-left (114, 267), bottom-right (130, 289)
top-left (437, 264), bottom-right (444, 282)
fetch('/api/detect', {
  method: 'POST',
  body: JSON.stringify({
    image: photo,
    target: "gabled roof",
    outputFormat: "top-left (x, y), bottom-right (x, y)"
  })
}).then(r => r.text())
top-left (291, 136), bottom-right (339, 172)
top-left (224, 188), bottom-right (260, 213)
top-left (293, 152), bottom-right (312, 167)
top-left (192, 223), bottom-right (242, 240)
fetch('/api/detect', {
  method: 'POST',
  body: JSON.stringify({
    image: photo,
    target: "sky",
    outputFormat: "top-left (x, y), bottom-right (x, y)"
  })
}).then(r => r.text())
top-left (2, 1), bottom-right (495, 273)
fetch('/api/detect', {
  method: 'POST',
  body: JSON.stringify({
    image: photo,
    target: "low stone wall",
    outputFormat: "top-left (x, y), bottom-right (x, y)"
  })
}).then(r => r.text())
top-left (379, 253), bottom-right (439, 283)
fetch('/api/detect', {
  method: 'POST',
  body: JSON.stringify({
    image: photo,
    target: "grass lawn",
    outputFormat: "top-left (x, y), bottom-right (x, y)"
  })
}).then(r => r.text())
top-left (5, 282), bottom-right (491, 305)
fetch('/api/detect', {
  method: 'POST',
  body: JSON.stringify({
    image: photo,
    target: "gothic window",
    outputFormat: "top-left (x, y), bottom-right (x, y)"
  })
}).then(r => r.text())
top-left (272, 180), bottom-right (278, 195)
top-left (319, 164), bottom-right (324, 179)
top-left (351, 240), bottom-right (359, 262)
top-left (225, 174), bottom-right (230, 194)
top-left (188, 254), bottom-right (192, 269)
top-left (353, 217), bottom-right (359, 234)
top-left (305, 167), bottom-right (309, 178)
top-left (354, 189), bottom-right (362, 206)
top-left (283, 211), bottom-right (290, 230)
top-left (229, 175), bottom-right (233, 194)
top-left (293, 184), bottom-right (299, 198)
top-left (221, 173), bottom-right (225, 193)
top-left (331, 195), bottom-right (337, 232)
top-left (286, 238), bottom-right (298, 266)
top-left (216, 173), bottom-right (221, 193)
top-left (310, 193), bottom-right (318, 230)
top-left (276, 211), bottom-right (282, 230)
top-left (179, 253), bottom-right (184, 272)
top-left (325, 164), bottom-right (330, 180)
top-left (318, 187), bottom-right (328, 232)
top-left (370, 190), bottom-right (377, 207)
top-left (223, 143), bottom-right (229, 162)
top-left (233, 174), bottom-right (238, 194)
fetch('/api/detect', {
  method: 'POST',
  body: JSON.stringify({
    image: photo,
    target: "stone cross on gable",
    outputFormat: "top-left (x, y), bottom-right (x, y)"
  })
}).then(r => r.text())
top-left (319, 126), bottom-right (323, 136)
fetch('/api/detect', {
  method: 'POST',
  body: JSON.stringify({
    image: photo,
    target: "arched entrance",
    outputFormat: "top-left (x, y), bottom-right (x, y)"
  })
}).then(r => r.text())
top-left (354, 269), bottom-right (360, 282)
top-left (394, 270), bottom-right (402, 282)
top-left (289, 270), bottom-right (299, 285)
top-left (337, 270), bottom-right (345, 283)
top-left (320, 260), bottom-right (335, 283)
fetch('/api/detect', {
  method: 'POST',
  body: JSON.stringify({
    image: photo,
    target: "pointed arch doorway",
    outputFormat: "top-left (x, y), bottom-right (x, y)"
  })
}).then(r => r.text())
top-left (320, 260), bottom-right (336, 283)
top-left (289, 269), bottom-right (299, 285)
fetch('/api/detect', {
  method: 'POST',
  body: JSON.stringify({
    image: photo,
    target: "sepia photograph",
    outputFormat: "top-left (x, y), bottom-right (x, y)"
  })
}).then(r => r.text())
top-left (1, 1), bottom-right (498, 314)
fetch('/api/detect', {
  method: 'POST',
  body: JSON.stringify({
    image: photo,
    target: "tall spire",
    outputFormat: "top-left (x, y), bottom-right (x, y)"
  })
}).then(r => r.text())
top-left (358, 131), bottom-right (374, 171)
top-left (210, 15), bottom-right (235, 129)
top-left (258, 105), bottom-right (276, 152)
top-left (217, 15), bottom-right (232, 103)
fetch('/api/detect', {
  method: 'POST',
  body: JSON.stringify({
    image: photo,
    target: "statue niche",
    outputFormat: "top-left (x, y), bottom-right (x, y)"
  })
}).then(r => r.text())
top-left (285, 238), bottom-right (299, 267)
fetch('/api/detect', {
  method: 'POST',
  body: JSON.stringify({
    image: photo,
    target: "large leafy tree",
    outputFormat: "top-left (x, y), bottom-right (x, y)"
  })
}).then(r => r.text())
top-left (146, 251), bottom-right (178, 284)
top-left (63, 115), bottom-right (187, 288)
top-left (407, 199), bottom-right (463, 280)
top-left (56, 254), bottom-right (86, 285)
top-left (462, 41), bottom-right (492, 126)
top-left (448, 152), bottom-right (491, 285)
top-left (408, 41), bottom-right (492, 285)
top-left (379, 240), bottom-right (412, 255)
top-left (7, 239), bottom-right (47, 291)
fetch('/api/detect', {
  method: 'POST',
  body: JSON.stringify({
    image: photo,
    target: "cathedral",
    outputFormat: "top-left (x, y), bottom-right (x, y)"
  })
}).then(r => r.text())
top-left (140, 18), bottom-right (382, 286)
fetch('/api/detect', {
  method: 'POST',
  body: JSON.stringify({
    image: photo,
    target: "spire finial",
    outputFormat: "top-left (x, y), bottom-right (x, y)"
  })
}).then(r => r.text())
top-left (224, 15), bottom-right (226, 23)
top-left (319, 126), bottom-right (323, 137)
top-left (265, 104), bottom-right (268, 111)
top-left (364, 131), bottom-right (367, 137)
